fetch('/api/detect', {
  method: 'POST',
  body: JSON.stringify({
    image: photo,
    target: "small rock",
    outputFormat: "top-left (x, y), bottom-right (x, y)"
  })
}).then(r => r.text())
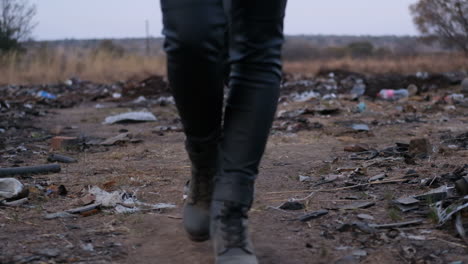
top-left (409, 138), bottom-right (432, 158)
top-left (299, 175), bottom-right (312, 182)
top-left (357, 214), bottom-right (375, 221)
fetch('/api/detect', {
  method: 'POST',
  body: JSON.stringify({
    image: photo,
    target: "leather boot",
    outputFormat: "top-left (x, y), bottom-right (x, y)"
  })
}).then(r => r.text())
top-left (183, 140), bottom-right (219, 242)
top-left (211, 179), bottom-right (257, 264)
top-left (211, 200), bottom-right (257, 264)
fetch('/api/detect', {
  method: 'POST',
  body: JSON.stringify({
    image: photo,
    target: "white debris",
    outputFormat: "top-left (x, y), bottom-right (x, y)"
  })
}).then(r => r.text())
top-left (133, 96), bottom-right (147, 104)
top-left (291, 90), bottom-right (320, 102)
top-left (103, 111), bottom-right (157, 125)
top-left (0, 178), bottom-right (24, 199)
top-left (299, 175), bottom-right (312, 182)
top-left (88, 186), bottom-right (175, 214)
top-left (435, 195), bottom-right (468, 225)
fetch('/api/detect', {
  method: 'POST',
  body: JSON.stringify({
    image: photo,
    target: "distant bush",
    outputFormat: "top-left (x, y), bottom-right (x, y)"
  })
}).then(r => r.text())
top-left (92, 39), bottom-right (125, 58)
top-left (0, 0), bottom-right (36, 53)
top-left (346, 42), bottom-right (375, 58)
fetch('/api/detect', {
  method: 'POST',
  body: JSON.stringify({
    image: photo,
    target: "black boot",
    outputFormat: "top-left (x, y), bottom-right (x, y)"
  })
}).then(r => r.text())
top-left (211, 180), bottom-right (257, 264)
top-left (183, 140), bottom-right (219, 242)
top-left (211, 200), bottom-right (257, 264)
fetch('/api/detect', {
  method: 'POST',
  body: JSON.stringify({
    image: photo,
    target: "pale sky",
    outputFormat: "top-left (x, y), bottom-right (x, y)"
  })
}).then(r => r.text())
top-left (30, 0), bottom-right (419, 40)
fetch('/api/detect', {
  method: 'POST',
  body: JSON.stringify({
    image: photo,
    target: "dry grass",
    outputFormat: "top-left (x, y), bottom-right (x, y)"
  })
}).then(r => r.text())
top-left (0, 47), bottom-right (166, 85)
top-left (284, 54), bottom-right (468, 76)
top-left (1, 48), bottom-right (467, 85)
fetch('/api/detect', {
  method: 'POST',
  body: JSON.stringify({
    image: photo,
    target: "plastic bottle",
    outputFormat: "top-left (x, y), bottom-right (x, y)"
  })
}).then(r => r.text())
top-left (37, 91), bottom-right (57, 99)
top-left (378, 89), bottom-right (409, 100)
top-left (350, 79), bottom-right (366, 98)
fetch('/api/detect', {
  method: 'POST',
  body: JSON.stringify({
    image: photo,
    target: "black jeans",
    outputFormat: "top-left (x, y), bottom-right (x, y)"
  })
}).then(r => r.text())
top-left (161, 0), bottom-right (287, 206)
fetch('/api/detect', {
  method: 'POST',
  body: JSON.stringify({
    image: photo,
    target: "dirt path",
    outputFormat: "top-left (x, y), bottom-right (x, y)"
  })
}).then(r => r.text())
top-left (1, 97), bottom-right (468, 263)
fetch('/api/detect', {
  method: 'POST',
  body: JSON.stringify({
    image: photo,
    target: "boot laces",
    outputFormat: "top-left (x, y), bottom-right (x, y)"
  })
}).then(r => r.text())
top-left (219, 202), bottom-right (248, 249)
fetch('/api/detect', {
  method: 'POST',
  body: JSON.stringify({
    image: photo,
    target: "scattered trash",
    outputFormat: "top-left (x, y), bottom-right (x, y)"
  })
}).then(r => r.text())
top-left (46, 185), bottom-right (68, 197)
top-left (441, 131), bottom-right (468, 150)
top-left (0, 178), bottom-right (25, 199)
top-left (291, 90), bottom-right (320, 102)
top-left (356, 102), bottom-right (367, 113)
top-left (1, 197), bottom-right (28, 206)
top-left (414, 185), bottom-right (449, 202)
top-left (44, 203), bottom-right (101, 220)
top-left (349, 150), bottom-right (379, 161)
top-left (44, 211), bottom-right (76, 220)
top-left (0, 164), bottom-right (61, 177)
top-left (153, 125), bottom-right (182, 133)
top-left (36, 91), bottom-right (57, 100)
top-left (369, 219), bottom-right (424, 229)
top-left (339, 201), bottom-right (375, 210)
top-left (357, 214), bottom-right (374, 221)
top-left (100, 133), bottom-right (133, 146)
top-left (351, 124), bottom-right (370, 132)
top-left (435, 196), bottom-right (468, 225)
top-left (393, 196), bottom-right (420, 212)
top-left (103, 111), bottom-right (157, 125)
top-left (299, 175), bottom-right (312, 182)
top-left (85, 186), bottom-right (175, 214)
top-left (279, 201), bottom-right (305, 211)
top-left (378, 89), bottom-right (409, 100)
top-left (337, 222), bottom-right (376, 234)
top-left (298, 209), bottom-right (329, 222)
top-left (47, 153), bottom-right (77, 163)
top-left (352, 249), bottom-right (367, 257)
top-left (350, 79), bottom-right (366, 99)
top-left (369, 173), bottom-right (387, 182)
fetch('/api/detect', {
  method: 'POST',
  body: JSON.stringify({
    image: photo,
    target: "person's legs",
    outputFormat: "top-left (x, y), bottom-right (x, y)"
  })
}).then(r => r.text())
top-left (211, 0), bottom-right (287, 263)
top-left (161, 0), bottom-right (227, 241)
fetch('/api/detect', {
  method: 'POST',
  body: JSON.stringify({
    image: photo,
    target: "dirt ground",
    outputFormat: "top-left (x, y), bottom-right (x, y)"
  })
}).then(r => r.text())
top-left (1, 80), bottom-right (468, 263)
